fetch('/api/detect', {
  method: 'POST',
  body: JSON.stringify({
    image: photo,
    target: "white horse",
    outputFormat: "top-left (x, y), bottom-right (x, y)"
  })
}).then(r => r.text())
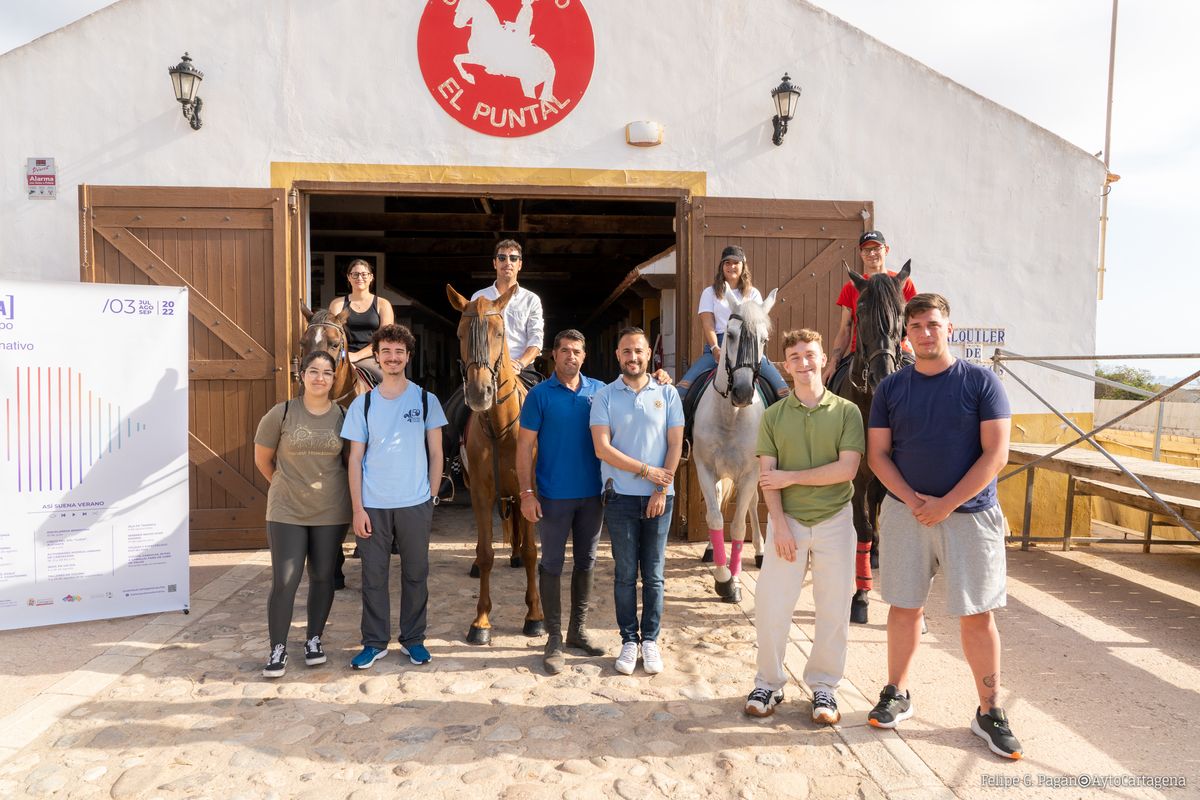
top-left (452, 0), bottom-right (558, 102)
top-left (692, 286), bottom-right (778, 603)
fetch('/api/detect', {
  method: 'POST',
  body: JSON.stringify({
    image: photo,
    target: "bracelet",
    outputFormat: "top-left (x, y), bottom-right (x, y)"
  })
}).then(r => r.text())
top-left (520, 489), bottom-right (535, 497)
top-left (638, 463), bottom-right (648, 479)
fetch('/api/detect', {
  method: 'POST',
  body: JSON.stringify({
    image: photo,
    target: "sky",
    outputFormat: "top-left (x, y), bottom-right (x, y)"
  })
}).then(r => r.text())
top-left (1, 1), bottom-right (1196, 387)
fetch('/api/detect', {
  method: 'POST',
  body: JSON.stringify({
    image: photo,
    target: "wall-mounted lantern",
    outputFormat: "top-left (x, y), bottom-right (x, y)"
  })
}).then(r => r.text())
top-left (168, 53), bottom-right (204, 131)
top-left (770, 73), bottom-right (801, 146)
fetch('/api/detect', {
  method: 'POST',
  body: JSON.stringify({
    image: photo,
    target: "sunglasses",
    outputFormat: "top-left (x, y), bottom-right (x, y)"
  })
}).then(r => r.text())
top-left (495, 254), bottom-right (522, 263)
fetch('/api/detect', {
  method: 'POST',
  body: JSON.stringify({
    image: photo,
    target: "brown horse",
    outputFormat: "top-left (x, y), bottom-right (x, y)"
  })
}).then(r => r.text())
top-left (297, 308), bottom-right (371, 407)
top-left (832, 260), bottom-right (912, 625)
top-left (447, 284), bottom-right (544, 645)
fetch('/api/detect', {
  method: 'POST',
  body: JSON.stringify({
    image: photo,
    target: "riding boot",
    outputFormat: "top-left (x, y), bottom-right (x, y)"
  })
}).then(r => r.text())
top-left (539, 566), bottom-right (565, 675)
top-left (565, 569), bottom-right (606, 656)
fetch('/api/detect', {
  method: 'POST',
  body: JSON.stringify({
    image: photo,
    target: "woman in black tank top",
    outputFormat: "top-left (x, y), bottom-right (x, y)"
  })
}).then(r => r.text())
top-left (329, 259), bottom-right (394, 384)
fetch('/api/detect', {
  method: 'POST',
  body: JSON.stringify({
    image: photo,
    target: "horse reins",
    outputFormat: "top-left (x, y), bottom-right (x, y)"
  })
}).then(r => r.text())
top-left (713, 313), bottom-right (762, 400)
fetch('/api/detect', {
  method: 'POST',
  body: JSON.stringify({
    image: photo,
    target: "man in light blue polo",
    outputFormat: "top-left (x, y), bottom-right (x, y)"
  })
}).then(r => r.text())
top-left (517, 329), bottom-right (607, 675)
top-left (590, 327), bottom-right (684, 676)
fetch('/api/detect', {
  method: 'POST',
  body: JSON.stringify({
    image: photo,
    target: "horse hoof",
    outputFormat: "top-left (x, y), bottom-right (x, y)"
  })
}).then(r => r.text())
top-left (870, 550), bottom-right (879, 570)
top-left (714, 576), bottom-right (733, 600)
top-left (920, 614), bottom-right (929, 635)
top-left (523, 619), bottom-right (547, 637)
top-left (466, 625), bottom-right (491, 646)
top-left (468, 563), bottom-right (481, 579)
top-left (722, 578), bottom-right (742, 604)
top-left (334, 574), bottom-right (346, 591)
top-left (754, 554), bottom-right (764, 569)
top-left (701, 546), bottom-right (714, 563)
top-left (850, 590), bottom-right (869, 625)
top-left (510, 555), bottom-right (523, 569)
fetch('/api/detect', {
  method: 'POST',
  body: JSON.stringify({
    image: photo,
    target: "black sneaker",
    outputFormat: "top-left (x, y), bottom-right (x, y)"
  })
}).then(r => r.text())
top-left (303, 635), bottom-right (326, 666)
top-left (812, 689), bottom-right (840, 725)
top-left (262, 643), bottom-right (287, 678)
top-left (868, 684), bottom-right (913, 728)
top-left (744, 687), bottom-right (784, 718)
top-left (971, 707), bottom-right (1023, 760)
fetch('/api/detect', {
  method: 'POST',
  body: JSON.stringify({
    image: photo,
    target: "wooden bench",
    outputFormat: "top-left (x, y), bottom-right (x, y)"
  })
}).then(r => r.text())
top-left (1066, 476), bottom-right (1200, 552)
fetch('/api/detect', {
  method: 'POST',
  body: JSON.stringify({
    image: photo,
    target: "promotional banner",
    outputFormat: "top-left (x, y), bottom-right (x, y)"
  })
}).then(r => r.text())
top-left (0, 280), bottom-right (189, 630)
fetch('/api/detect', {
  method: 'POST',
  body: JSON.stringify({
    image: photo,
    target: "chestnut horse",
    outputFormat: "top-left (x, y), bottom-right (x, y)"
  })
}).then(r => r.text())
top-left (297, 308), bottom-right (371, 407)
top-left (447, 284), bottom-right (544, 645)
top-left (831, 260), bottom-right (912, 624)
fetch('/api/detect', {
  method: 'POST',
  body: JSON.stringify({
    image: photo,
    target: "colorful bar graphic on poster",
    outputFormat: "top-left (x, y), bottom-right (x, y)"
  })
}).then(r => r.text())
top-left (0, 280), bottom-right (189, 630)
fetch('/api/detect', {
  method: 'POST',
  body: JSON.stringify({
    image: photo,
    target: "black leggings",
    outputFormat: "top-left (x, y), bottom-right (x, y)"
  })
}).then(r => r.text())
top-left (266, 522), bottom-right (346, 646)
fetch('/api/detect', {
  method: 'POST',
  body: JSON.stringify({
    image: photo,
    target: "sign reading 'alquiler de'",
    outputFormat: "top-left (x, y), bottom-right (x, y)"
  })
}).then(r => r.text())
top-left (418, 0), bottom-right (595, 137)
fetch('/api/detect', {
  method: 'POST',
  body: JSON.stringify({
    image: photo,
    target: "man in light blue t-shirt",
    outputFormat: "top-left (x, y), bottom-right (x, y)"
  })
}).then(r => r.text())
top-left (341, 325), bottom-right (447, 671)
top-left (590, 327), bottom-right (684, 677)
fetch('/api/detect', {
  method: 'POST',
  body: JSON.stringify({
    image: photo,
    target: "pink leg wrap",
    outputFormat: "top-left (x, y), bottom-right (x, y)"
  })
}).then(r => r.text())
top-left (730, 539), bottom-right (744, 576)
top-left (709, 529), bottom-right (727, 567)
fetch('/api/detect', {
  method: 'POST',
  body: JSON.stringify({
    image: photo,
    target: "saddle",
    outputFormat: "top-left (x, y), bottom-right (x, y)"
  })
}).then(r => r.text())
top-left (353, 364), bottom-right (380, 390)
top-left (682, 368), bottom-right (778, 450)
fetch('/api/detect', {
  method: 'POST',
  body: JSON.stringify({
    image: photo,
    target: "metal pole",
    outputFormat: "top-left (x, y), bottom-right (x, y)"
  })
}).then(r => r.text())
top-left (1153, 400), bottom-right (1164, 461)
top-left (998, 365), bottom-right (1199, 541)
top-left (1097, 0), bottom-right (1119, 301)
top-left (997, 367), bottom-right (1200, 476)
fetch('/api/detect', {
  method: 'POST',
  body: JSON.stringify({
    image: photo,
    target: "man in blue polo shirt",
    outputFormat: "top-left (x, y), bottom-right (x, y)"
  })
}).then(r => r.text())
top-left (590, 327), bottom-right (684, 676)
top-left (517, 329), bottom-right (607, 674)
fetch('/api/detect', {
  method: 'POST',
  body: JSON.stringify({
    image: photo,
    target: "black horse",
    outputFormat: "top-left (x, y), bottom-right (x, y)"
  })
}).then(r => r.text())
top-left (831, 260), bottom-right (912, 624)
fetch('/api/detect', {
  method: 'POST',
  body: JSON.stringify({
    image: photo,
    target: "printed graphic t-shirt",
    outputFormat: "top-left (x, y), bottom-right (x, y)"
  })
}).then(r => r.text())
top-left (254, 399), bottom-right (351, 526)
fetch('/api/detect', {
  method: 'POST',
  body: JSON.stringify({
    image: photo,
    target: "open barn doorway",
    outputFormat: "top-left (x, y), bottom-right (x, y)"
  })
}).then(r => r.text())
top-left (303, 190), bottom-right (682, 399)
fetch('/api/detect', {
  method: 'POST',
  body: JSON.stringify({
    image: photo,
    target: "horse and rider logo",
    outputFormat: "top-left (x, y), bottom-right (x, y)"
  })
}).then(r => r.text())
top-left (418, 0), bottom-right (595, 137)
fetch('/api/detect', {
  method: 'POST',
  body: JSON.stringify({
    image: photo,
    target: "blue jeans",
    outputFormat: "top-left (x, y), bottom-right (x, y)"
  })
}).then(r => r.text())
top-left (677, 333), bottom-right (787, 395)
top-left (605, 493), bottom-right (674, 644)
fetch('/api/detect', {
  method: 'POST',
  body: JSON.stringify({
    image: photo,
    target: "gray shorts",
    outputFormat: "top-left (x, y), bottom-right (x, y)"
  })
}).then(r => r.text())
top-left (878, 495), bottom-right (1007, 617)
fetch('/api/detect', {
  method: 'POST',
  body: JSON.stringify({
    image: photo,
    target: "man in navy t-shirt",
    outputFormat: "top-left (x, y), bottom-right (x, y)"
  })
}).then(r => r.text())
top-left (864, 293), bottom-right (1023, 760)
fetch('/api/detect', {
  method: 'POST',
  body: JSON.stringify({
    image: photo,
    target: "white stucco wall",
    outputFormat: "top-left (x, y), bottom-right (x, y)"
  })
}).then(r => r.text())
top-left (0, 0), bottom-right (1104, 414)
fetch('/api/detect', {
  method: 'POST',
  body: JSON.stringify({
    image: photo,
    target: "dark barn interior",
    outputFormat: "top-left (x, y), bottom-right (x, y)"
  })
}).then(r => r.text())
top-left (307, 193), bottom-right (678, 396)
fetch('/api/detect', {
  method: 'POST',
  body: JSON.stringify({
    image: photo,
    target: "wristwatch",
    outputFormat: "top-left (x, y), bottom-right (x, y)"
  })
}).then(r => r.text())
top-left (655, 484), bottom-right (667, 495)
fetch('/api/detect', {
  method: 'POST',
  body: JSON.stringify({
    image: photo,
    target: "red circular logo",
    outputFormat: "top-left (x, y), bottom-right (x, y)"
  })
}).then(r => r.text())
top-left (417, 0), bottom-right (595, 137)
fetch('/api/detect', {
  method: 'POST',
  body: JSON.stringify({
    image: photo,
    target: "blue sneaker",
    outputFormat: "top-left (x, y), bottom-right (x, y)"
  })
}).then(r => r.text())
top-left (400, 643), bottom-right (431, 665)
top-left (350, 646), bottom-right (387, 670)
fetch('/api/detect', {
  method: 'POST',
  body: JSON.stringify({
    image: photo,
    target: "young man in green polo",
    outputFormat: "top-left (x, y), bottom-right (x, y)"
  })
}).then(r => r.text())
top-left (744, 329), bottom-right (864, 724)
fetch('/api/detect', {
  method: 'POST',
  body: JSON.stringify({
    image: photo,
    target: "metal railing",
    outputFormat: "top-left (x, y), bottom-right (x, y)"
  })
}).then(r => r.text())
top-left (991, 350), bottom-right (1200, 549)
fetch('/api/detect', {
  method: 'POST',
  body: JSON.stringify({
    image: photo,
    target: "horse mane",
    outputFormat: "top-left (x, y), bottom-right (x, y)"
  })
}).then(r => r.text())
top-left (857, 273), bottom-right (904, 343)
top-left (310, 308), bottom-right (333, 326)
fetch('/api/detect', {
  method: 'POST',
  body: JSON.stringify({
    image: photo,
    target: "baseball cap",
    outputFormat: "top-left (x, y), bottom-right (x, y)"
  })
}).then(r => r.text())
top-left (720, 245), bottom-right (746, 263)
top-left (859, 230), bottom-right (886, 247)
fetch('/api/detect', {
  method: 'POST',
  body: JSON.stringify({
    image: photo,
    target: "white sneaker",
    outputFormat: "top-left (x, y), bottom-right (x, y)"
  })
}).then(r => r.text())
top-left (614, 641), bottom-right (639, 675)
top-left (641, 640), bottom-right (664, 674)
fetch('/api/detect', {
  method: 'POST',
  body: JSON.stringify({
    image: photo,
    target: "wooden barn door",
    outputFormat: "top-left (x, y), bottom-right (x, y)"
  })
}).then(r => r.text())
top-left (79, 186), bottom-right (293, 550)
top-left (680, 196), bottom-right (872, 541)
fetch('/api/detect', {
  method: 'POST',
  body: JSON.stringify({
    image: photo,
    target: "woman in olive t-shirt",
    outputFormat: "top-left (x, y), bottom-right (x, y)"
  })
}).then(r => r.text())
top-left (253, 350), bottom-right (352, 677)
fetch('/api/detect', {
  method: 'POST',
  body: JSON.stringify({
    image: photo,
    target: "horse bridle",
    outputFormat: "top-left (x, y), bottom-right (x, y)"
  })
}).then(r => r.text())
top-left (459, 308), bottom-right (519, 439)
top-left (301, 317), bottom-right (358, 404)
top-left (713, 313), bottom-right (762, 400)
top-left (849, 342), bottom-right (903, 393)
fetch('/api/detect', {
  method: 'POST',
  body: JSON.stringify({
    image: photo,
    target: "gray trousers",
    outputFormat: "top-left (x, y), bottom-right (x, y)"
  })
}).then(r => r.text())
top-left (360, 501), bottom-right (433, 649)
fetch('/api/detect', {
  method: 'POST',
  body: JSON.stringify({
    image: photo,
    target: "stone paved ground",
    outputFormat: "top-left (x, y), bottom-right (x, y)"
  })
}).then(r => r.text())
top-left (1, 505), bottom-right (1197, 799)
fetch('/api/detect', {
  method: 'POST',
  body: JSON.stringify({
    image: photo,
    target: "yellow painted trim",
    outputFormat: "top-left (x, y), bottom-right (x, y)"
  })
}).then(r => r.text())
top-left (270, 162), bottom-right (706, 196)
